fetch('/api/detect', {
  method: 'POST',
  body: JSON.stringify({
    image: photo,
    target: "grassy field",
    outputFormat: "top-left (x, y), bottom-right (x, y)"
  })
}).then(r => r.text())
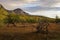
top-left (0, 4), bottom-right (60, 40)
top-left (0, 23), bottom-right (60, 40)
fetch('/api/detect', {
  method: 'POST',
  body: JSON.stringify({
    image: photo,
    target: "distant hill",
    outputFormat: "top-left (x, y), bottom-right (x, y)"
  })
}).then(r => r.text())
top-left (7, 8), bottom-right (29, 15)
top-left (0, 4), bottom-right (55, 23)
top-left (13, 8), bottom-right (29, 15)
top-left (0, 4), bottom-right (29, 15)
top-left (0, 4), bottom-right (8, 16)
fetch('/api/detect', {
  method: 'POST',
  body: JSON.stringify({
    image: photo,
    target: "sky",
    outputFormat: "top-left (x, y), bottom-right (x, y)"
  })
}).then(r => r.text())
top-left (0, 0), bottom-right (60, 18)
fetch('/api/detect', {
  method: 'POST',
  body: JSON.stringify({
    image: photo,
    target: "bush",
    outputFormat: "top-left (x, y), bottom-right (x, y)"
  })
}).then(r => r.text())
top-left (55, 16), bottom-right (60, 23)
top-left (4, 12), bottom-right (20, 27)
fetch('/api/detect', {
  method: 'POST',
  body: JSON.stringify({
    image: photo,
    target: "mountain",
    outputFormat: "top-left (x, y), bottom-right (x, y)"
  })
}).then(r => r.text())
top-left (0, 4), bottom-right (29, 15)
top-left (0, 4), bottom-right (55, 23)
top-left (0, 4), bottom-right (53, 19)
top-left (0, 4), bottom-right (4, 8)
top-left (0, 4), bottom-right (8, 15)
top-left (7, 8), bottom-right (29, 15)
top-left (13, 8), bottom-right (29, 15)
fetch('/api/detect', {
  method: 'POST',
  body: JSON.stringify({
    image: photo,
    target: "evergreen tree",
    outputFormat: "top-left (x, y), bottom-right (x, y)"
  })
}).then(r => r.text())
top-left (55, 15), bottom-right (60, 23)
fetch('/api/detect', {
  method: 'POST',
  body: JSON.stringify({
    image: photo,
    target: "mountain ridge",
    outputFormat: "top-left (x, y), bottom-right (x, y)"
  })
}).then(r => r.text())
top-left (0, 4), bottom-right (29, 15)
top-left (0, 4), bottom-right (54, 19)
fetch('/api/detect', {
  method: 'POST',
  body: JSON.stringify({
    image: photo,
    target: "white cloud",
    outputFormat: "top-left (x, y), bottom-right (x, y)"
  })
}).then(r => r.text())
top-left (29, 11), bottom-right (60, 18)
top-left (52, 3), bottom-right (60, 7)
top-left (24, 0), bottom-right (37, 3)
top-left (37, 0), bottom-right (60, 7)
top-left (0, 0), bottom-right (60, 18)
top-left (0, 0), bottom-right (60, 8)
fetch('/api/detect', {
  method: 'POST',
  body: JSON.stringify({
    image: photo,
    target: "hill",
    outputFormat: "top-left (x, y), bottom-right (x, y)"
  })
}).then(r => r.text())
top-left (0, 4), bottom-right (60, 40)
top-left (0, 4), bottom-right (55, 23)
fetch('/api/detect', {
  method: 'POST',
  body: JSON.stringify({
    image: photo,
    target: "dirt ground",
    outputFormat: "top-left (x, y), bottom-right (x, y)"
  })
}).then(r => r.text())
top-left (0, 23), bottom-right (60, 40)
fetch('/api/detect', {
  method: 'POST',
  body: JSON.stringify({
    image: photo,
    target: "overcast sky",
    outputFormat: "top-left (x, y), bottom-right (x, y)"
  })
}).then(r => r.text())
top-left (0, 0), bottom-right (60, 18)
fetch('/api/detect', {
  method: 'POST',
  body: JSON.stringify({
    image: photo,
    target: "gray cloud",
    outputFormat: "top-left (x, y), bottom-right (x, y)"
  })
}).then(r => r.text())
top-left (0, 0), bottom-right (60, 6)
top-left (0, 0), bottom-right (60, 18)
top-left (0, 0), bottom-right (60, 10)
top-left (23, 6), bottom-right (60, 12)
top-left (38, 0), bottom-right (60, 7)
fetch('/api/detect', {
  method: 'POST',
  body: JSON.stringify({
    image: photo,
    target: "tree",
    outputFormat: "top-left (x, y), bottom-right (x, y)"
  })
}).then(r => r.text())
top-left (55, 15), bottom-right (60, 23)
top-left (36, 18), bottom-right (49, 33)
top-left (0, 7), bottom-right (8, 27)
top-left (5, 12), bottom-right (20, 27)
top-left (36, 18), bottom-right (49, 40)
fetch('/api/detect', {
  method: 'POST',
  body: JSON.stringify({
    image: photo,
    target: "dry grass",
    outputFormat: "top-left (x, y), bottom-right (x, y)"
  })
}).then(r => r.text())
top-left (0, 23), bottom-right (60, 40)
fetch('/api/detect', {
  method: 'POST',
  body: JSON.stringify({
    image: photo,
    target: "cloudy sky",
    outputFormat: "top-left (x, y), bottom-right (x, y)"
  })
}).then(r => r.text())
top-left (0, 0), bottom-right (60, 18)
